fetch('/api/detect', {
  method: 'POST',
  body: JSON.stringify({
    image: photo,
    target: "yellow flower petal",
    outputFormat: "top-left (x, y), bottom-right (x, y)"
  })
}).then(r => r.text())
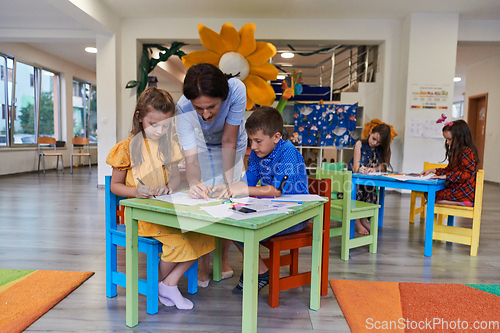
top-left (246, 42), bottom-right (277, 67)
top-left (237, 23), bottom-right (256, 57)
top-left (244, 74), bottom-right (276, 106)
top-left (220, 22), bottom-right (240, 52)
top-left (246, 94), bottom-right (254, 111)
top-left (182, 50), bottom-right (220, 68)
top-left (198, 23), bottom-right (227, 57)
top-left (249, 62), bottom-right (278, 81)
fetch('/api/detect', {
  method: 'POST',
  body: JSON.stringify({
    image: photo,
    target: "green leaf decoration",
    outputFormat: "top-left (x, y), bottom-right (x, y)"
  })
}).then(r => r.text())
top-left (125, 42), bottom-right (188, 98)
top-left (126, 80), bottom-right (139, 88)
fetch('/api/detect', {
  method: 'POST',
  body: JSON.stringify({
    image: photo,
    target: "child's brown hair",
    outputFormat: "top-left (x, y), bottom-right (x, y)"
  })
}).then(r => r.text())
top-left (361, 123), bottom-right (392, 171)
top-left (130, 87), bottom-right (176, 167)
top-left (442, 119), bottom-right (479, 168)
top-left (245, 106), bottom-right (283, 137)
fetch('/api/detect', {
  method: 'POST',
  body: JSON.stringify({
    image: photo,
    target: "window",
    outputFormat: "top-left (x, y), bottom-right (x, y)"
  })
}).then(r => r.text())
top-left (452, 101), bottom-right (464, 119)
top-left (14, 61), bottom-right (37, 144)
top-left (0, 52), bottom-right (61, 147)
top-left (39, 70), bottom-right (61, 139)
top-left (73, 80), bottom-right (97, 144)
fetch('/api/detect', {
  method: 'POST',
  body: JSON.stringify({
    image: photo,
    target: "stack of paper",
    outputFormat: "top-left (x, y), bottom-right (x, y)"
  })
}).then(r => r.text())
top-left (153, 192), bottom-right (221, 205)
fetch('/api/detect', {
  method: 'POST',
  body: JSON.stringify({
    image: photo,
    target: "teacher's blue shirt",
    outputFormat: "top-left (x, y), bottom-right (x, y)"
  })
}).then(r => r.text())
top-left (244, 139), bottom-right (309, 194)
top-left (176, 78), bottom-right (248, 151)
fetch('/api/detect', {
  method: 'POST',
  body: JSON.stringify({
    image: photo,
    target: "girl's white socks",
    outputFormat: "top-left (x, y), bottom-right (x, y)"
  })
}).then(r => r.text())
top-left (158, 282), bottom-right (193, 310)
top-left (157, 282), bottom-right (175, 307)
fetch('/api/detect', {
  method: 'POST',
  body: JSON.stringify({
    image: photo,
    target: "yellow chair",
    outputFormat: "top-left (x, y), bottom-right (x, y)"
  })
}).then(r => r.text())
top-left (316, 168), bottom-right (380, 261)
top-left (432, 170), bottom-right (484, 256)
top-left (409, 162), bottom-right (447, 223)
top-left (71, 137), bottom-right (91, 174)
top-left (37, 136), bottom-right (64, 174)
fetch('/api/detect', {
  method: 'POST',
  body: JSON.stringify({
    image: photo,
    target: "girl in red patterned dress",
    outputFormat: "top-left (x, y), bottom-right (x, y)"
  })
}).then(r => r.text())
top-left (420, 120), bottom-right (479, 207)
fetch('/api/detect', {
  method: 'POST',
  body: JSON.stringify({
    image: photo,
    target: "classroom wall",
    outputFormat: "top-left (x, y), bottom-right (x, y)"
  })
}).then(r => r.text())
top-left (0, 42), bottom-right (97, 176)
top-left (463, 54), bottom-right (500, 183)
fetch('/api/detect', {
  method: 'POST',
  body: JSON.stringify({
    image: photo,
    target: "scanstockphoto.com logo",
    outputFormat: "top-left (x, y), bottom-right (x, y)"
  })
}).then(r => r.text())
top-left (366, 318), bottom-right (500, 331)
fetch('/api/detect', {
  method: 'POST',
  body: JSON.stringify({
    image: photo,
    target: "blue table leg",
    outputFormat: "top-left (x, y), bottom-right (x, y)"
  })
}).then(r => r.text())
top-left (424, 189), bottom-right (436, 257)
top-left (378, 187), bottom-right (385, 228)
top-left (447, 215), bottom-right (454, 226)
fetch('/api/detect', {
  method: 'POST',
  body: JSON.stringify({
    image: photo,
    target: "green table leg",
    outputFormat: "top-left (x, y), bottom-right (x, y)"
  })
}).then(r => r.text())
top-left (125, 207), bottom-right (139, 327)
top-left (242, 230), bottom-right (259, 333)
top-left (310, 205), bottom-right (323, 311)
top-left (213, 237), bottom-right (222, 282)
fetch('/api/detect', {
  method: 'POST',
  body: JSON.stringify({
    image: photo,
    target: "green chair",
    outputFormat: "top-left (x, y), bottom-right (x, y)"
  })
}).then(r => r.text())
top-left (321, 162), bottom-right (345, 199)
top-left (321, 161), bottom-right (345, 171)
top-left (316, 169), bottom-right (380, 261)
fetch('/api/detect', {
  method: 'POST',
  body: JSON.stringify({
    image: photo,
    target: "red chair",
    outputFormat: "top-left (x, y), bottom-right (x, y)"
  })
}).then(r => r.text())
top-left (261, 177), bottom-right (331, 308)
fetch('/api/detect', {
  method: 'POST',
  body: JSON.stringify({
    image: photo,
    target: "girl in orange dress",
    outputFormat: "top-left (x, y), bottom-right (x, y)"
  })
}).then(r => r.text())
top-left (106, 87), bottom-right (215, 310)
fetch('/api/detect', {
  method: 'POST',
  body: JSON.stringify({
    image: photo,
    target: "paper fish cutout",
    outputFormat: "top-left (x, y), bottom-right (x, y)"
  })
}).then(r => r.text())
top-left (333, 127), bottom-right (347, 136)
top-left (298, 105), bottom-right (313, 116)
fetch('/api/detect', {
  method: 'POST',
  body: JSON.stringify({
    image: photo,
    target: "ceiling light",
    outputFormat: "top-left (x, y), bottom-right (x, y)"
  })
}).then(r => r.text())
top-left (281, 52), bottom-right (294, 59)
top-left (277, 75), bottom-right (286, 80)
top-left (453, 77), bottom-right (462, 82)
top-left (85, 47), bottom-right (97, 54)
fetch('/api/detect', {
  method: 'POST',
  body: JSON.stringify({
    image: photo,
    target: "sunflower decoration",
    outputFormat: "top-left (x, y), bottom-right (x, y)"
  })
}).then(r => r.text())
top-left (182, 23), bottom-right (278, 110)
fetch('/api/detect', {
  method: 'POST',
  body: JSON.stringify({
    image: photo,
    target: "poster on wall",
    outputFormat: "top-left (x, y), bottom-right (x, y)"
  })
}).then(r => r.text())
top-left (407, 118), bottom-right (443, 138)
top-left (411, 84), bottom-right (451, 110)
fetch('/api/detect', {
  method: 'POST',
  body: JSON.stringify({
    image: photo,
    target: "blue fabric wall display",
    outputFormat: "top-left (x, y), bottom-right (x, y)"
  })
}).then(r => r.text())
top-left (293, 103), bottom-right (357, 149)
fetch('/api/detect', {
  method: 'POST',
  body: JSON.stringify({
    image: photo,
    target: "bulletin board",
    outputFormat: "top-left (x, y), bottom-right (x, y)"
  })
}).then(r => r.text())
top-left (292, 103), bottom-right (358, 149)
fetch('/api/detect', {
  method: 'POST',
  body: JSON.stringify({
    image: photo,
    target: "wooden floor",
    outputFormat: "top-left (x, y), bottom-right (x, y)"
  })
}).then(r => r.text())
top-left (1, 167), bottom-right (499, 332)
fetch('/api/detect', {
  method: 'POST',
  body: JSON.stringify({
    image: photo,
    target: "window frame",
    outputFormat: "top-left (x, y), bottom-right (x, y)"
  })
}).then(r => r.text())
top-left (73, 78), bottom-right (97, 145)
top-left (0, 52), bottom-right (62, 149)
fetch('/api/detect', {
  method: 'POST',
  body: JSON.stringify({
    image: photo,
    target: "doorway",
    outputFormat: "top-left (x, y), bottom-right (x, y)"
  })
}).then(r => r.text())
top-left (467, 93), bottom-right (488, 170)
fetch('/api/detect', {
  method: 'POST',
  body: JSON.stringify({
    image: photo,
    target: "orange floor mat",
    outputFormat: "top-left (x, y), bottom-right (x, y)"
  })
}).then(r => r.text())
top-left (0, 270), bottom-right (94, 333)
top-left (330, 279), bottom-right (404, 333)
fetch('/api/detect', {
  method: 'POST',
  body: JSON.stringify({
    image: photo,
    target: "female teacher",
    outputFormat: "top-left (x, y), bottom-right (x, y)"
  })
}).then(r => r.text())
top-left (176, 63), bottom-right (248, 286)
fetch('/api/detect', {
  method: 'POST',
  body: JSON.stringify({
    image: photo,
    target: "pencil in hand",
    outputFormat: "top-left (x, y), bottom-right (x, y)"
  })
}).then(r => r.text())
top-left (201, 180), bottom-right (208, 200)
top-left (135, 177), bottom-right (156, 198)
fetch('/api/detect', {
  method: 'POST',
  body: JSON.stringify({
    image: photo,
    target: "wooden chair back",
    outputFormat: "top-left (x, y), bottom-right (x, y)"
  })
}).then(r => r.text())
top-left (72, 137), bottom-right (90, 145)
top-left (38, 136), bottom-right (56, 145)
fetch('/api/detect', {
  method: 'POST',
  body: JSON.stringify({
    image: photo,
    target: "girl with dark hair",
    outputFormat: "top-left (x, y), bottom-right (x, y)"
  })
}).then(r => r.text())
top-left (176, 63), bottom-right (248, 286)
top-left (107, 87), bottom-right (215, 310)
top-left (420, 119), bottom-right (479, 207)
top-left (349, 123), bottom-right (393, 235)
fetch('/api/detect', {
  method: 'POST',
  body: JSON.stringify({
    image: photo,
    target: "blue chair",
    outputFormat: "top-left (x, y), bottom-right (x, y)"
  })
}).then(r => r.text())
top-left (105, 175), bottom-right (198, 315)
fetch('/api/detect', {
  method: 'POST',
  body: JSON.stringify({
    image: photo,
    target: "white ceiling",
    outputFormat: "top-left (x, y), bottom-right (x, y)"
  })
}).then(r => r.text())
top-left (1, 0), bottom-right (500, 98)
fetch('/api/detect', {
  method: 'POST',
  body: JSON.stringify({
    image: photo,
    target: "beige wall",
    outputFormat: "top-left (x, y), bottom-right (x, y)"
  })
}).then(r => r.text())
top-left (464, 55), bottom-right (500, 183)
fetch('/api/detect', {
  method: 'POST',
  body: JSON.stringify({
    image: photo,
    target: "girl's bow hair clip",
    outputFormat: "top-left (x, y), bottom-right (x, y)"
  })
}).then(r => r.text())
top-left (443, 121), bottom-right (454, 127)
top-left (436, 113), bottom-right (447, 123)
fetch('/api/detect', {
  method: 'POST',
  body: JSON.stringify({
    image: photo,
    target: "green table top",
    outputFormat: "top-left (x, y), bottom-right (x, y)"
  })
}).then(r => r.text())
top-left (120, 198), bottom-right (324, 230)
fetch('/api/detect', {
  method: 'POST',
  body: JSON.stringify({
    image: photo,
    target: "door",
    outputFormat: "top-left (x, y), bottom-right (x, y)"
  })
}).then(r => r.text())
top-left (467, 93), bottom-right (488, 170)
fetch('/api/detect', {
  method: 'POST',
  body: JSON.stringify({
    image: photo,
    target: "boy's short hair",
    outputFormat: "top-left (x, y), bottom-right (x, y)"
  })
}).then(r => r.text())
top-left (245, 106), bottom-right (283, 137)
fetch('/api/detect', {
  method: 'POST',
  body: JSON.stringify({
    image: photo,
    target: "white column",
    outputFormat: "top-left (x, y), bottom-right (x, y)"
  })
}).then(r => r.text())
top-left (401, 13), bottom-right (459, 173)
top-left (96, 33), bottom-right (117, 186)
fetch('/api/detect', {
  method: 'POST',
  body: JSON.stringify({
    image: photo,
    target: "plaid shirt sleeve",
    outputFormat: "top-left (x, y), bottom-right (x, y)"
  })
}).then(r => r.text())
top-left (445, 148), bottom-right (476, 184)
top-left (435, 147), bottom-right (477, 202)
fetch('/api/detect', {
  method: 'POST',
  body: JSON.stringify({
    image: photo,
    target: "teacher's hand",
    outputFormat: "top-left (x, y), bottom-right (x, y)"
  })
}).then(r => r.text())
top-left (189, 182), bottom-right (210, 200)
